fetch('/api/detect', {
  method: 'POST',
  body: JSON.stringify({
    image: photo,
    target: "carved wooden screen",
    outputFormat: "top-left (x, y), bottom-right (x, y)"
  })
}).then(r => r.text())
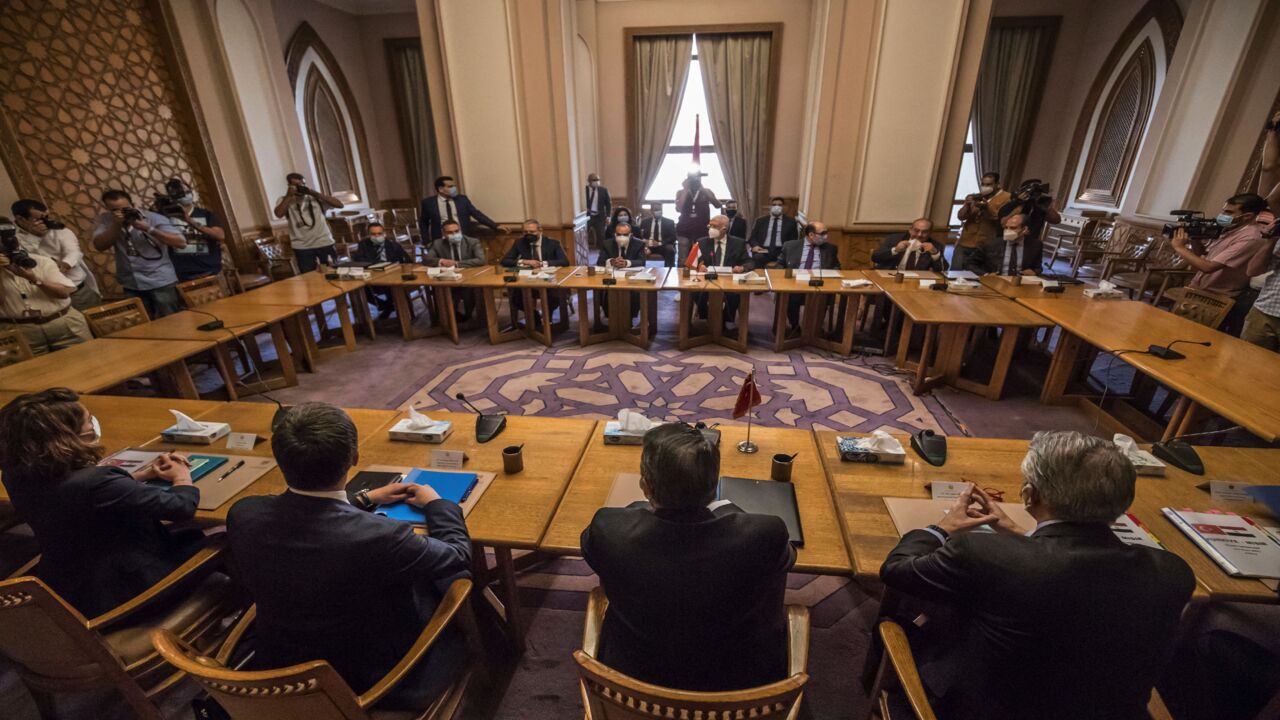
top-left (0, 0), bottom-right (233, 294)
top-left (1075, 39), bottom-right (1156, 206)
top-left (303, 70), bottom-right (360, 200)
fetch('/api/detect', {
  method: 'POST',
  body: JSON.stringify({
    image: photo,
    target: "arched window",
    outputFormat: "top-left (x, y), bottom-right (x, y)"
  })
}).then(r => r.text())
top-left (304, 71), bottom-right (359, 199)
top-left (1075, 39), bottom-right (1156, 206)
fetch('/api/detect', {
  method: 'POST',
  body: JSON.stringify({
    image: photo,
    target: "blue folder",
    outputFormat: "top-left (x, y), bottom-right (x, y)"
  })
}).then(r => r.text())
top-left (375, 468), bottom-right (478, 522)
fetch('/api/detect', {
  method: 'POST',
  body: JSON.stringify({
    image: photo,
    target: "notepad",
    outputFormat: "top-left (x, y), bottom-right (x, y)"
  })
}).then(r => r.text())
top-left (376, 468), bottom-right (479, 523)
top-left (717, 476), bottom-right (804, 546)
top-left (1162, 508), bottom-right (1280, 578)
top-left (186, 455), bottom-right (228, 482)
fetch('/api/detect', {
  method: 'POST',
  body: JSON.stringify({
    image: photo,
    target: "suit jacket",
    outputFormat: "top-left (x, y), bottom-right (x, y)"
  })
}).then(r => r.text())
top-left (638, 216), bottom-right (677, 245)
top-left (1, 465), bottom-right (202, 617)
top-left (596, 236), bottom-right (650, 267)
top-left (351, 238), bottom-right (411, 265)
top-left (697, 235), bottom-right (753, 269)
top-left (424, 235), bottom-right (486, 268)
top-left (581, 503), bottom-right (796, 691)
top-left (418, 193), bottom-right (498, 241)
top-left (749, 215), bottom-right (798, 250)
top-left (227, 492), bottom-right (472, 698)
top-left (500, 235), bottom-right (570, 267)
top-left (586, 185), bottom-right (612, 219)
top-left (880, 522), bottom-right (1195, 720)
top-left (780, 238), bottom-right (840, 270)
top-left (966, 236), bottom-right (1044, 275)
top-left (871, 232), bottom-right (947, 271)
top-left (726, 214), bottom-right (748, 240)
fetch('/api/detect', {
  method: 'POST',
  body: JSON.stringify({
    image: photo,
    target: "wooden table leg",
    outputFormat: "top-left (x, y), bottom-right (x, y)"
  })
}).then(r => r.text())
top-left (492, 546), bottom-right (526, 652)
top-left (1163, 397), bottom-right (1191, 441)
top-left (1041, 331), bottom-right (1083, 404)
top-left (162, 360), bottom-right (200, 400)
top-left (772, 292), bottom-right (788, 352)
top-left (440, 287), bottom-right (459, 344)
top-left (392, 287), bottom-right (413, 340)
top-left (984, 326), bottom-right (1022, 400)
top-left (268, 321), bottom-right (297, 387)
top-left (838, 294), bottom-right (860, 354)
top-left (578, 289), bottom-right (592, 346)
top-left (678, 290), bottom-right (694, 349)
top-left (732, 292), bottom-right (750, 352)
top-left (634, 290), bottom-right (652, 349)
top-left (353, 290), bottom-right (376, 340)
top-left (211, 343), bottom-right (240, 401)
top-left (330, 296), bottom-right (357, 351)
top-left (895, 317), bottom-right (915, 369)
top-left (912, 324), bottom-right (937, 394)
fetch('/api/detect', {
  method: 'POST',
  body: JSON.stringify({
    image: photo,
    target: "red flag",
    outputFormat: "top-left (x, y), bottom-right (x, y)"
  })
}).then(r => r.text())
top-left (685, 241), bottom-right (701, 269)
top-left (732, 370), bottom-right (762, 419)
top-left (692, 114), bottom-right (701, 168)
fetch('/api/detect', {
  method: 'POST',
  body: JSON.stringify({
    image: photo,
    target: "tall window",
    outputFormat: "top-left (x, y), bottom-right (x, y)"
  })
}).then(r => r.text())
top-left (950, 123), bottom-right (980, 227)
top-left (642, 38), bottom-right (729, 216)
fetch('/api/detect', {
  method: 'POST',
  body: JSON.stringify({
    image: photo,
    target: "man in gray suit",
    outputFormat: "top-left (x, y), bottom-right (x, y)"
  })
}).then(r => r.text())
top-left (424, 219), bottom-right (487, 320)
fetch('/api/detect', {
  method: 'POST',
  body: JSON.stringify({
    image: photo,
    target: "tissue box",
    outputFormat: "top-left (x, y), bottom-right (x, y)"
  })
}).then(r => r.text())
top-left (836, 435), bottom-right (906, 464)
top-left (1083, 287), bottom-right (1124, 299)
top-left (603, 421), bottom-right (648, 445)
top-left (389, 418), bottom-right (453, 443)
top-left (841, 279), bottom-right (873, 289)
top-left (1126, 449), bottom-right (1167, 476)
top-left (627, 271), bottom-right (658, 283)
top-left (337, 266), bottom-right (370, 280)
top-left (427, 267), bottom-right (462, 280)
top-left (733, 272), bottom-right (766, 284)
top-left (160, 421), bottom-right (231, 445)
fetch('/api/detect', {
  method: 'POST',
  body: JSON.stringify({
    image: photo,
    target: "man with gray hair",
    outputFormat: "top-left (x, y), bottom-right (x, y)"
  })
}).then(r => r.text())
top-left (879, 430), bottom-right (1194, 720)
top-left (581, 422), bottom-right (795, 692)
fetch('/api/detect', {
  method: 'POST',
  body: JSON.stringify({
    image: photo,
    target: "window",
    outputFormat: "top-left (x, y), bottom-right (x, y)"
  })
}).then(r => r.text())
top-left (1074, 38), bottom-right (1155, 207)
top-left (642, 37), bottom-right (730, 216)
top-left (950, 123), bottom-right (980, 227)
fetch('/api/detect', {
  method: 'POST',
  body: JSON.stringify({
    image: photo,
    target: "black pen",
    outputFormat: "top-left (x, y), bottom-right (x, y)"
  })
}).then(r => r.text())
top-left (214, 460), bottom-right (245, 483)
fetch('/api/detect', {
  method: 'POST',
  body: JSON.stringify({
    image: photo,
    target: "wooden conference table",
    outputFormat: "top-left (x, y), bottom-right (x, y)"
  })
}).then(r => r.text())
top-left (766, 269), bottom-right (881, 355)
top-left (0, 337), bottom-right (212, 399)
top-left (227, 272), bottom-right (373, 353)
top-left (663, 268), bottom-right (758, 353)
top-left (560, 267), bottom-right (668, 350)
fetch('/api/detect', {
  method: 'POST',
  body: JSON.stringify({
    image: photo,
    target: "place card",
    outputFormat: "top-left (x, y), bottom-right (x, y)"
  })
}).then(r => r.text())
top-left (1210, 480), bottom-right (1255, 505)
top-left (929, 481), bottom-right (969, 501)
top-left (431, 449), bottom-right (467, 469)
top-left (226, 432), bottom-right (257, 451)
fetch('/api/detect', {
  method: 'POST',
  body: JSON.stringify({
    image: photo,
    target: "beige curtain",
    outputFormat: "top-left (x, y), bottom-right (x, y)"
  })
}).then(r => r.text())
top-left (697, 33), bottom-right (772, 221)
top-left (387, 41), bottom-right (440, 200)
top-left (971, 23), bottom-right (1053, 186)
top-left (634, 35), bottom-right (693, 201)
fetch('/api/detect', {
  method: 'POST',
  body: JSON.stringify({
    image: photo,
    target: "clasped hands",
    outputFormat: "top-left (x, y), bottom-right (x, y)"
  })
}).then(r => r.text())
top-left (364, 482), bottom-right (441, 507)
top-left (132, 453), bottom-right (193, 486)
top-left (936, 482), bottom-right (1025, 536)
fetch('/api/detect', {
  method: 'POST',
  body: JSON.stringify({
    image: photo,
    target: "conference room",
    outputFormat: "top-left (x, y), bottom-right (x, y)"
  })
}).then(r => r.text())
top-left (0, 0), bottom-right (1278, 718)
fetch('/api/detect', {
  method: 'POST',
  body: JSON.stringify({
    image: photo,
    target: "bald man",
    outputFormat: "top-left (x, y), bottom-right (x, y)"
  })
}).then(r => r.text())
top-left (966, 213), bottom-right (1042, 276)
top-left (694, 215), bottom-right (753, 327)
top-left (872, 218), bottom-right (947, 272)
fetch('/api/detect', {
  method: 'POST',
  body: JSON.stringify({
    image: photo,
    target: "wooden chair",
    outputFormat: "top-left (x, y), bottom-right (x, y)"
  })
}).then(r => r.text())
top-left (1097, 231), bottom-right (1156, 292)
top-left (0, 327), bottom-right (34, 367)
top-left (1101, 236), bottom-right (1192, 303)
top-left (576, 586), bottom-right (810, 720)
top-left (256, 235), bottom-right (299, 279)
top-left (1068, 220), bottom-right (1118, 277)
top-left (0, 545), bottom-right (241, 720)
top-left (225, 241), bottom-right (271, 293)
top-left (82, 298), bottom-right (150, 338)
top-left (177, 274), bottom-right (232, 308)
top-left (1043, 215), bottom-right (1096, 269)
top-left (1169, 286), bottom-right (1234, 329)
top-left (149, 578), bottom-right (473, 720)
top-left (867, 620), bottom-right (1174, 720)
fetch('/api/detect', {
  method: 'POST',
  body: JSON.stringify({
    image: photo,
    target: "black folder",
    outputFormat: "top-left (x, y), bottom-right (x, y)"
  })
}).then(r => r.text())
top-left (716, 476), bottom-right (805, 547)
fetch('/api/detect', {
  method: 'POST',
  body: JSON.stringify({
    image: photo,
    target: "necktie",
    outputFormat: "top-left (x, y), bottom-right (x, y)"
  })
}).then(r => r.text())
top-left (535, 240), bottom-right (542, 262)
top-left (804, 244), bottom-right (815, 269)
top-left (588, 187), bottom-right (595, 212)
top-left (452, 244), bottom-right (460, 262)
top-left (445, 198), bottom-right (455, 224)
top-left (655, 220), bottom-right (661, 243)
top-left (771, 218), bottom-right (780, 248)
top-left (1005, 243), bottom-right (1019, 275)
top-left (716, 241), bottom-right (724, 266)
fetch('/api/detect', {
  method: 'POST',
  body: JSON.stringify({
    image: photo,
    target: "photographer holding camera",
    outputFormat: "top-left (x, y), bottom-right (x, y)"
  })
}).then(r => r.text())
top-left (159, 178), bottom-right (226, 282)
top-left (273, 172), bottom-right (342, 273)
top-left (956, 172), bottom-right (1011, 270)
top-left (1172, 193), bottom-right (1269, 311)
top-left (91, 189), bottom-right (186, 317)
top-left (11, 199), bottom-right (101, 310)
top-left (1, 217), bottom-right (92, 354)
top-left (999, 179), bottom-right (1061, 246)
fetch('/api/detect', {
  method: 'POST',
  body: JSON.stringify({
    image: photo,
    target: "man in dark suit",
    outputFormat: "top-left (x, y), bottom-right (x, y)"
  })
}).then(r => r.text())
top-left (872, 217), bottom-right (947, 271)
top-left (723, 199), bottom-right (748, 240)
top-left (695, 214), bottom-right (753, 326)
top-left (227, 403), bottom-right (472, 710)
top-left (966, 212), bottom-right (1043, 276)
top-left (581, 422), bottom-right (796, 691)
top-left (500, 218), bottom-right (571, 324)
top-left (585, 173), bottom-right (611, 248)
top-left (419, 175), bottom-right (502, 243)
top-left (748, 196), bottom-right (797, 267)
top-left (638, 203), bottom-right (678, 267)
top-left (351, 222), bottom-right (412, 319)
top-left (781, 221), bottom-right (840, 334)
top-left (595, 221), bottom-right (649, 321)
top-left (880, 431), bottom-right (1195, 720)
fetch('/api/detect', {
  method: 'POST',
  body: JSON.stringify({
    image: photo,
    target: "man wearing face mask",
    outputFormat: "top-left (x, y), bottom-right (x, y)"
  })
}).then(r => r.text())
top-left (595, 222), bottom-right (648, 322)
top-left (352, 222), bottom-right (411, 320)
top-left (639, 203), bottom-right (677, 267)
top-left (166, 179), bottom-right (228, 282)
top-left (966, 213), bottom-right (1042, 276)
top-left (781, 221), bottom-right (841, 335)
top-left (273, 173), bottom-right (341, 274)
top-left (11, 199), bottom-right (101, 310)
top-left (419, 175), bottom-right (504, 244)
top-left (501, 219), bottom-right (570, 324)
top-left (748, 197), bottom-right (798, 268)
top-left (723, 200), bottom-right (748, 241)
top-left (585, 173), bottom-right (612, 248)
top-left (425, 220), bottom-right (486, 322)
top-left (956, 172), bottom-right (1010, 271)
top-left (606, 207), bottom-right (633, 240)
top-left (693, 215), bottom-right (751, 327)
top-left (873, 218), bottom-right (947, 272)
top-left (1174, 193), bottom-right (1270, 303)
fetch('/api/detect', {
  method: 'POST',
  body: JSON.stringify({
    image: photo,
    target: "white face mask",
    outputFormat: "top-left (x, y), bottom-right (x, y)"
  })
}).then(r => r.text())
top-left (617, 234), bottom-right (630, 243)
top-left (369, 234), bottom-right (386, 244)
top-left (590, 180), bottom-right (600, 188)
top-left (770, 205), bottom-right (783, 217)
top-left (618, 214), bottom-right (629, 222)
top-left (448, 232), bottom-right (462, 243)
top-left (1003, 228), bottom-right (1020, 242)
top-left (88, 415), bottom-right (102, 444)
top-left (707, 228), bottom-right (722, 240)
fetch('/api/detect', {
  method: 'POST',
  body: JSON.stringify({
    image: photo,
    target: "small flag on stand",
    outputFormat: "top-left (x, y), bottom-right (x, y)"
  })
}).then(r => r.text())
top-left (733, 369), bottom-right (762, 419)
top-left (685, 241), bottom-right (702, 269)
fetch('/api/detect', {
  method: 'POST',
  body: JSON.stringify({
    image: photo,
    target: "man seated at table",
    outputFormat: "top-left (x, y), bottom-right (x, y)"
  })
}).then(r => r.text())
top-left (879, 431), bottom-right (1194, 720)
top-left (638, 203), bottom-right (678, 267)
top-left (872, 217), bottom-right (947, 272)
top-left (425, 219), bottom-right (487, 322)
top-left (351, 222), bottom-right (411, 319)
top-left (581, 422), bottom-right (796, 691)
top-left (1172, 192), bottom-right (1269, 306)
top-left (595, 221), bottom-right (648, 324)
top-left (781, 221), bottom-right (840, 337)
top-left (694, 214), bottom-right (753, 329)
top-left (227, 403), bottom-right (472, 710)
top-left (965, 212), bottom-right (1042, 276)
top-left (748, 197), bottom-right (797, 268)
top-left (500, 219), bottom-right (570, 328)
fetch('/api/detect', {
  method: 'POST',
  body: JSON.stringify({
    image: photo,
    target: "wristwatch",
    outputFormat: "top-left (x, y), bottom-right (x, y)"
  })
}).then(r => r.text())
top-left (353, 489), bottom-right (375, 511)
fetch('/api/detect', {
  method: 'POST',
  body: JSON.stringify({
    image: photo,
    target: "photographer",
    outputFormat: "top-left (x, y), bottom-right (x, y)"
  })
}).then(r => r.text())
top-left (273, 173), bottom-right (342, 273)
top-left (999, 179), bottom-right (1061, 245)
top-left (1173, 193), bottom-right (1269, 307)
top-left (11, 199), bottom-right (101, 310)
top-left (161, 179), bottom-right (226, 282)
top-left (90, 189), bottom-right (186, 317)
top-left (956, 172), bottom-right (1010, 270)
top-left (1, 218), bottom-right (92, 354)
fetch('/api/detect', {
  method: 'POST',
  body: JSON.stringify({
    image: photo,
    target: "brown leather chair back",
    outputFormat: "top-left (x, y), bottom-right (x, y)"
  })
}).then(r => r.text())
top-left (0, 328), bottom-right (34, 367)
top-left (83, 298), bottom-right (150, 337)
top-left (177, 275), bottom-right (231, 308)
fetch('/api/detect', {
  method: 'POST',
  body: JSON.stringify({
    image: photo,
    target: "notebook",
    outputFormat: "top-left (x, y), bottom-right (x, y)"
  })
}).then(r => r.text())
top-left (376, 468), bottom-right (479, 523)
top-left (345, 470), bottom-right (404, 495)
top-left (717, 476), bottom-right (804, 546)
top-left (1162, 508), bottom-right (1280, 578)
top-left (187, 455), bottom-right (228, 482)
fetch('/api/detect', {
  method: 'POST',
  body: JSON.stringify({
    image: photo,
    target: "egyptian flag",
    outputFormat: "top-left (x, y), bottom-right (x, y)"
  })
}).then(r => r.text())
top-left (733, 369), bottom-right (763, 419)
top-left (685, 241), bottom-right (701, 269)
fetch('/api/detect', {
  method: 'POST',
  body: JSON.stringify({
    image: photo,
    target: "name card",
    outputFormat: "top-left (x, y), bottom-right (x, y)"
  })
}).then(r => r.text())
top-left (1210, 480), bottom-right (1255, 505)
top-left (225, 432), bottom-right (257, 451)
top-left (431, 449), bottom-right (467, 469)
top-left (929, 481), bottom-right (969, 501)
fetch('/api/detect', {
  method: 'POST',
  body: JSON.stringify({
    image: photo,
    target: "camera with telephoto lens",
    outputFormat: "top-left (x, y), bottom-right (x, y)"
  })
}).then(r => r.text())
top-left (121, 207), bottom-right (145, 225)
top-left (1017, 179), bottom-right (1054, 207)
top-left (295, 183), bottom-right (310, 197)
top-left (1161, 210), bottom-right (1223, 241)
top-left (0, 218), bottom-right (37, 270)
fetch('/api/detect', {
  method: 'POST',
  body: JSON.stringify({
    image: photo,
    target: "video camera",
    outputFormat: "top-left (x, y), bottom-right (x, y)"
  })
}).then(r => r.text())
top-left (151, 177), bottom-right (191, 219)
top-left (1161, 210), bottom-right (1222, 241)
top-left (0, 217), bottom-right (37, 270)
top-left (1016, 179), bottom-right (1054, 207)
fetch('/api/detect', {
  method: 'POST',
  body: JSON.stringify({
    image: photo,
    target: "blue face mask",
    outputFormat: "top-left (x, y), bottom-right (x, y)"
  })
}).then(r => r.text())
top-left (1215, 213), bottom-right (1234, 226)
top-left (447, 186), bottom-right (459, 198)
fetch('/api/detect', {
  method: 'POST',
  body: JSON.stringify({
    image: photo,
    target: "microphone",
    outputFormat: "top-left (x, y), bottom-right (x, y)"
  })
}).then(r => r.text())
top-left (1147, 339), bottom-right (1212, 360)
top-left (455, 392), bottom-right (507, 443)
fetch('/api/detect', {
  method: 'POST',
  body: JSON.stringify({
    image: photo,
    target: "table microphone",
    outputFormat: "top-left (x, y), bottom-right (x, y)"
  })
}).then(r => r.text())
top-left (1147, 339), bottom-right (1211, 360)
top-left (455, 392), bottom-right (507, 443)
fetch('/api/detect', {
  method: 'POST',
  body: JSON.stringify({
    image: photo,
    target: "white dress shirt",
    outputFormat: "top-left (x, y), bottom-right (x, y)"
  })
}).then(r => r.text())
top-left (0, 255), bottom-right (75, 320)
top-left (437, 195), bottom-right (457, 224)
top-left (17, 227), bottom-right (88, 285)
top-left (1002, 240), bottom-right (1024, 275)
top-left (287, 488), bottom-right (350, 504)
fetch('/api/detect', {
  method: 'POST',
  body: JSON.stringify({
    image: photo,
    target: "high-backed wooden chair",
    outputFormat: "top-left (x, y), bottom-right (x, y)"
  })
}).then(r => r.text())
top-left (577, 586), bottom-right (809, 720)
top-left (256, 235), bottom-right (299, 280)
top-left (225, 241), bottom-right (270, 293)
top-left (0, 545), bottom-right (240, 720)
top-left (867, 620), bottom-right (1174, 720)
top-left (177, 274), bottom-right (232, 308)
top-left (1170, 286), bottom-right (1234, 329)
top-left (82, 298), bottom-right (150, 338)
top-left (0, 327), bottom-right (34, 367)
top-left (1043, 214), bottom-right (1096, 269)
top-left (149, 578), bottom-right (473, 720)
top-left (1068, 220), bottom-right (1119, 277)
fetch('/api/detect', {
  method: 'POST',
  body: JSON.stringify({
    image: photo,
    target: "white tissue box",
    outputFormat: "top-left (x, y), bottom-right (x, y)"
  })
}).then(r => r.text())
top-left (427, 267), bottom-right (462, 280)
top-left (603, 421), bottom-right (649, 445)
top-left (389, 419), bottom-right (453, 443)
top-left (1083, 287), bottom-right (1124, 299)
top-left (518, 269), bottom-right (558, 282)
top-left (841, 279), bottom-right (873, 289)
top-left (337, 267), bottom-right (370, 279)
top-left (627, 272), bottom-right (658, 283)
top-left (1126, 449), bottom-right (1167, 476)
top-left (836, 435), bottom-right (906, 464)
top-left (733, 272), bottom-right (766, 285)
top-left (160, 421), bottom-right (231, 445)
top-left (948, 279), bottom-right (981, 291)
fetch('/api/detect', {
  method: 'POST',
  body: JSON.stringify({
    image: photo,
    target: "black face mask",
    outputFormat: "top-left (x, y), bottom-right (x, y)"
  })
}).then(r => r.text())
top-left (523, 233), bottom-right (538, 242)
top-left (726, 209), bottom-right (737, 218)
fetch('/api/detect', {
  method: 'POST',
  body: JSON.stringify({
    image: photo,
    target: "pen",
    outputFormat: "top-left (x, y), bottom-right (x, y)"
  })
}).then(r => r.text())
top-left (214, 460), bottom-right (245, 483)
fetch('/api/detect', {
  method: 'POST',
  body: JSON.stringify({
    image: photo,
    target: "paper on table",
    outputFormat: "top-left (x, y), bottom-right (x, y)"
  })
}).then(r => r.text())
top-left (170, 410), bottom-right (204, 432)
top-left (707, 266), bottom-right (734, 274)
top-left (918, 279), bottom-right (935, 288)
top-left (1098, 280), bottom-right (1119, 293)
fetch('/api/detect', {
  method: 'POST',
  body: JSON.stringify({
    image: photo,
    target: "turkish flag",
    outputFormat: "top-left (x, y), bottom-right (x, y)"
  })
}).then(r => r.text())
top-left (733, 370), bottom-right (762, 419)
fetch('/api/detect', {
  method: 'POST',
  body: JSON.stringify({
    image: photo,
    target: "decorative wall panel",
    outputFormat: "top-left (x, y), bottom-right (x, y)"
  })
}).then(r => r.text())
top-left (1076, 40), bottom-right (1155, 206)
